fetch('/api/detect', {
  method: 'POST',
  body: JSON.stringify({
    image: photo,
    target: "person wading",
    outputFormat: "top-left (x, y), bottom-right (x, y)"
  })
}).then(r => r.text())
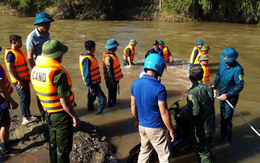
top-left (123, 39), bottom-right (137, 67)
top-left (79, 40), bottom-right (107, 114)
top-left (103, 39), bottom-right (124, 107)
top-left (190, 40), bottom-right (204, 66)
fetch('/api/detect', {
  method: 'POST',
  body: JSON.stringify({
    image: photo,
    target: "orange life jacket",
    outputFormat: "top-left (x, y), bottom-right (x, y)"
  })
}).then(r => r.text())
top-left (0, 64), bottom-right (13, 96)
top-left (4, 49), bottom-right (30, 83)
top-left (189, 46), bottom-right (203, 64)
top-left (31, 56), bottom-right (74, 113)
top-left (162, 46), bottom-right (169, 62)
top-left (201, 64), bottom-right (210, 84)
top-left (79, 54), bottom-right (101, 85)
top-left (102, 51), bottom-right (123, 82)
top-left (123, 45), bottom-right (135, 62)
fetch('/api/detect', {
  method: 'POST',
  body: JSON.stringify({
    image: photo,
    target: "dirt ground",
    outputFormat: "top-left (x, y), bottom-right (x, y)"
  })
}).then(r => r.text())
top-left (7, 116), bottom-right (116, 163)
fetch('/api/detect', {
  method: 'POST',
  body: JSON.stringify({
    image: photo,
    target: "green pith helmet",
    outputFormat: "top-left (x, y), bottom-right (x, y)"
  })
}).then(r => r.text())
top-left (201, 44), bottom-right (210, 51)
top-left (199, 54), bottom-right (210, 61)
top-left (42, 39), bottom-right (68, 59)
top-left (129, 39), bottom-right (137, 45)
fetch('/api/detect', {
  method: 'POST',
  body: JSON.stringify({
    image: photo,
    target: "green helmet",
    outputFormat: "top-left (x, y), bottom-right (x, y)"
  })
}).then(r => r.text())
top-left (201, 44), bottom-right (210, 51)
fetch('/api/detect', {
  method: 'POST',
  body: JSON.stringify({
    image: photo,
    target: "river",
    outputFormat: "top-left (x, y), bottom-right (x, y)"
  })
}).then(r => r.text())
top-left (0, 16), bottom-right (260, 163)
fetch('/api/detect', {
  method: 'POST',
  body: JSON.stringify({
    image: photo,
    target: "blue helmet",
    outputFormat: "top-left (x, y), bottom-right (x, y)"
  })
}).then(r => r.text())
top-left (144, 53), bottom-right (166, 76)
top-left (0, 46), bottom-right (2, 52)
top-left (220, 47), bottom-right (238, 63)
top-left (34, 12), bottom-right (54, 25)
top-left (159, 40), bottom-right (165, 45)
top-left (196, 39), bottom-right (204, 45)
top-left (105, 39), bottom-right (119, 49)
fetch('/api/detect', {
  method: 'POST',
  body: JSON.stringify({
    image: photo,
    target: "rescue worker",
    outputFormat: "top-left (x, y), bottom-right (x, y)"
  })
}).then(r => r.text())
top-left (79, 40), bottom-right (107, 114)
top-left (31, 39), bottom-right (81, 163)
top-left (123, 39), bottom-right (137, 67)
top-left (26, 12), bottom-right (54, 121)
top-left (0, 47), bottom-right (21, 157)
top-left (158, 40), bottom-right (174, 64)
top-left (212, 47), bottom-right (244, 146)
top-left (190, 40), bottom-right (204, 66)
top-left (183, 65), bottom-right (215, 163)
top-left (103, 39), bottom-right (124, 107)
top-left (145, 40), bottom-right (163, 58)
top-left (199, 54), bottom-right (211, 85)
top-left (5, 35), bottom-right (34, 125)
top-left (131, 53), bottom-right (176, 163)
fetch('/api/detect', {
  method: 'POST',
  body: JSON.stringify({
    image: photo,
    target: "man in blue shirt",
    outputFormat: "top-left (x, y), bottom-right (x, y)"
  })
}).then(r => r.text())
top-left (145, 40), bottom-right (163, 58)
top-left (212, 47), bottom-right (244, 146)
top-left (131, 53), bottom-right (176, 163)
top-left (79, 40), bottom-right (107, 114)
top-left (26, 12), bottom-right (54, 121)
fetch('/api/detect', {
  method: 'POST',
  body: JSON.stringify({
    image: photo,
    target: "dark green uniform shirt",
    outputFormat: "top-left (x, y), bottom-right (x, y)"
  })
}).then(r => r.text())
top-left (186, 80), bottom-right (216, 137)
top-left (53, 71), bottom-right (72, 98)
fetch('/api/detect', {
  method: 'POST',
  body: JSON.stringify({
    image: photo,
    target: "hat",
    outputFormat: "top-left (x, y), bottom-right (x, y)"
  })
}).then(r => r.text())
top-left (34, 12), bottom-right (54, 25)
top-left (153, 40), bottom-right (159, 45)
top-left (105, 39), bottom-right (119, 49)
top-left (220, 47), bottom-right (238, 63)
top-left (201, 44), bottom-right (210, 51)
top-left (199, 54), bottom-right (210, 61)
top-left (189, 65), bottom-right (204, 77)
top-left (42, 39), bottom-right (68, 59)
top-left (196, 40), bottom-right (204, 45)
top-left (159, 40), bottom-right (165, 45)
top-left (129, 39), bottom-right (137, 45)
top-left (0, 46), bottom-right (2, 52)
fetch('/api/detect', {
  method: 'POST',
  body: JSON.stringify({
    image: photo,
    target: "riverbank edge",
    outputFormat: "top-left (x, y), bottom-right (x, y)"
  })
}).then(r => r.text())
top-left (0, 4), bottom-right (193, 22)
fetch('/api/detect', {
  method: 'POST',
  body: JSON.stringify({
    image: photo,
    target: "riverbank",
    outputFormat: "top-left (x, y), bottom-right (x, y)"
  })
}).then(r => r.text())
top-left (0, 4), bottom-right (192, 22)
top-left (3, 116), bottom-right (116, 163)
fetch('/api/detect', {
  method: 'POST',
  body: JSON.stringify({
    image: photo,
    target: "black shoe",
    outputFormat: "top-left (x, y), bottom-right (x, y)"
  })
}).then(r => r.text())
top-left (1, 148), bottom-right (21, 157)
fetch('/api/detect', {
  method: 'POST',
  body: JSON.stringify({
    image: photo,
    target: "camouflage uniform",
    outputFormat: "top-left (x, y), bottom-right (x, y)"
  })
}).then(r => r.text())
top-left (186, 66), bottom-right (215, 163)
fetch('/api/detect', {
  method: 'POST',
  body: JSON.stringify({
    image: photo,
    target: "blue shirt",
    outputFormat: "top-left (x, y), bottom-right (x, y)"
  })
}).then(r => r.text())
top-left (131, 74), bottom-right (167, 128)
top-left (149, 47), bottom-right (163, 57)
top-left (0, 68), bottom-right (8, 109)
top-left (6, 52), bottom-right (15, 63)
top-left (26, 28), bottom-right (50, 57)
top-left (213, 61), bottom-right (244, 98)
top-left (82, 51), bottom-right (96, 90)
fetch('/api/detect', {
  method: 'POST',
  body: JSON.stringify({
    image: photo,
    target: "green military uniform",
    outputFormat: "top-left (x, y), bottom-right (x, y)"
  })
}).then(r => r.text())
top-left (186, 77), bottom-right (215, 162)
top-left (47, 71), bottom-right (73, 163)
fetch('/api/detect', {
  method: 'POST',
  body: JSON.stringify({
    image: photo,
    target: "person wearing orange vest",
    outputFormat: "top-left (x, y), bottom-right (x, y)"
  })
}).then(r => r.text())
top-left (123, 39), bottom-right (137, 67)
top-left (103, 39), bottom-right (124, 107)
top-left (5, 35), bottom-right (35, 125)
top-left (159, 40), bottom-right (174, 64)
top-left (199, 54), bottom-right (211, 85)
top-left (31, 39), bottom-right (81, 163)
top-left (0, 46), bottom-right (21, 157)
top-left (189, 40), bottom-right (204, 66)
top-left (79, 40), bottom-right (107, 114)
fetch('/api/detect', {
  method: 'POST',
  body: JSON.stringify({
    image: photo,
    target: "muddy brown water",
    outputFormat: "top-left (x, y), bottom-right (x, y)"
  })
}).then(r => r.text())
top-left (0, 16), bottom-right (260, 163)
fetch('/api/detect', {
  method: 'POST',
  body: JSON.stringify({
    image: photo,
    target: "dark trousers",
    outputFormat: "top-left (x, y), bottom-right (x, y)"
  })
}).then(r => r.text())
top-left (36, 96), bottom-right (45, 121)
top-left (192, 126), bottom-right (214, 163)
top-left (219, 98), bottom-right (238, 142)
top-left (106, 81), bottom-right (118, 107)
top-left (47, 111), bottom-right (73, 163)
top-left (87, 84), bottom-right (107, 114)
top-left (14, 79), bottom-right (31, 118)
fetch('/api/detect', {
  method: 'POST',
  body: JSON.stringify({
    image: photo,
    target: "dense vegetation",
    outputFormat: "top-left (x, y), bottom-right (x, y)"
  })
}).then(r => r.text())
top-left (1, 0), bottom-right (260, 23)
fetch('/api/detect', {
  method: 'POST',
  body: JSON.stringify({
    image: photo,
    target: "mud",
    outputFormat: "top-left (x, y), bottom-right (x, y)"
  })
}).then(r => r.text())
top-left (8, 116), bottom-right (116, 163)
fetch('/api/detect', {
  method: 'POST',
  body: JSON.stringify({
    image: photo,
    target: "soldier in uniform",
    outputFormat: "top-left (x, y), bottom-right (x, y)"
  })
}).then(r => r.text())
top-left (182, 65), bottom-right (215, 163)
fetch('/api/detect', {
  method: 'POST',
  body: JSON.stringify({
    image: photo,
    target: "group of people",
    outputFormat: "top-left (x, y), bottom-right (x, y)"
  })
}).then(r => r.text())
top-left (0, 11), bottom-right (244, 163)
top-left (131, 39), bottom-right (244, 163)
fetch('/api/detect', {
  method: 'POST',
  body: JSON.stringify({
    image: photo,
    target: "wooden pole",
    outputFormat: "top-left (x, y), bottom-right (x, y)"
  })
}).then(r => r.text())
top-left (159, 0), bottom-right (161, 11)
